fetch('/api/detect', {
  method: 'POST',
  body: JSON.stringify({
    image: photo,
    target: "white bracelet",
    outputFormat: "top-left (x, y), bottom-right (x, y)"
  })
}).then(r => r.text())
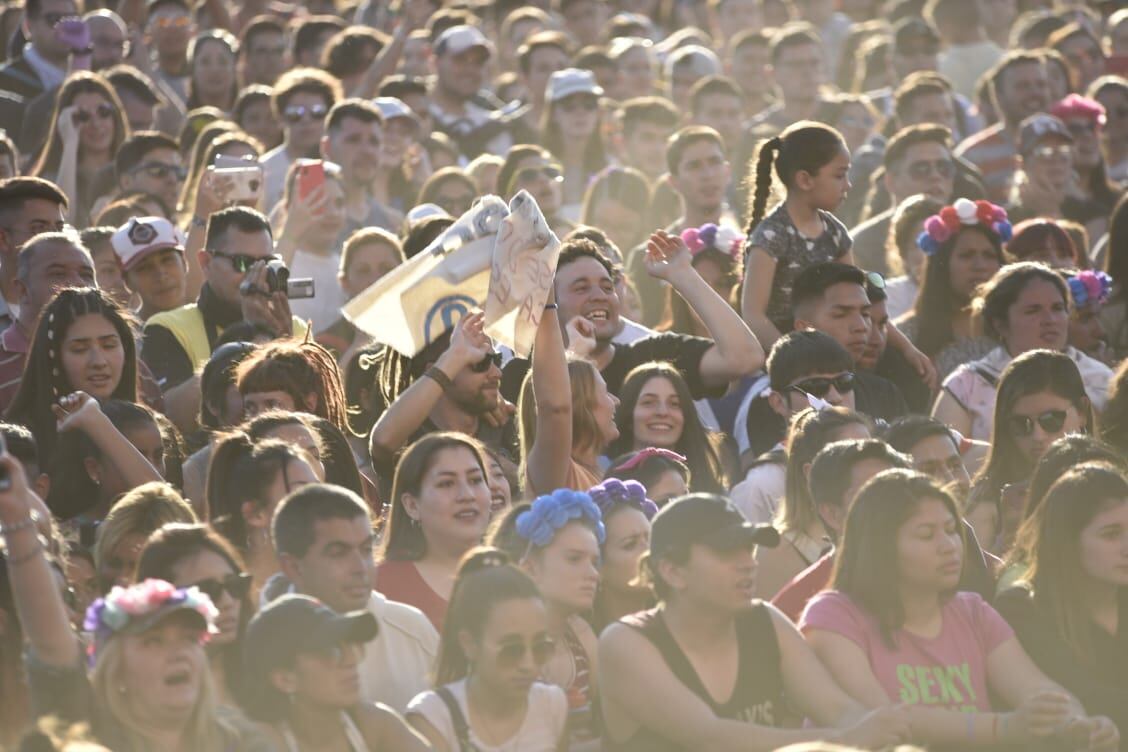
top-left (0, 510), bottom-right (40, 537)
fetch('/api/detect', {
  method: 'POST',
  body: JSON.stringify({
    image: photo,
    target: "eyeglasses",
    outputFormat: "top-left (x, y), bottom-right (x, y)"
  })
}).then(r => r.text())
top-left (558, 96), bottom-right (598, 114)
top-left (72, 104), bottom-right (115, 125)
top-left (283, 103), bottom-right (328, 124)
top-left (1031, 144), bottom-right (1072, 161)
top-left (153, 15), bottom-right (192, 29)
top-left (496, 636), bottom-right (555, 668)
top-left (470, 351), bottom-right (502, 373)
top-left (515, 164), bottom-right (563, 185)
top-left (190, 572), bottom-right (252, 603)
top-left (132, 161), bottom-right (187, 181)
top-left (1007, 409), bottom-right (1067, 438)
top-left (906, 158), bottom-right (955, 180)
top-left (210, 250), bottom-right (279, 274)
top-left (785, 372), bottom-right (856, 399)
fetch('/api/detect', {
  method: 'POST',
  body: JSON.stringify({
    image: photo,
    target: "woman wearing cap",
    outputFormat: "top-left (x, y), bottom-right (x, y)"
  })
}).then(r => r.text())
top-left (800, 470), bottom-right (1119, 750)
top-left (541, 68), bottom-right (611, 221)
top-left (242, 593), bottom-right (429, 751)
top-left (1006, 114), bottom-right (1075, 226)
top-left (407, 548), bottom-right (568, 752)
top-left (599, 493), bottom-right (912, 751)
top-left (1049, 95), bottom-right (1121, 241)
top-left (0, 448), bottom-right (270, 750)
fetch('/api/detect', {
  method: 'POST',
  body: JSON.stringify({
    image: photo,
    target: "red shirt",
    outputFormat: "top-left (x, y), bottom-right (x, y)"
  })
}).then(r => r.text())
top-left (374, 560), bottom-right (448, 631)
top-left (772, 551), bottom-right (835, 623)
top-left (0, 324), bottom-right (30, 413)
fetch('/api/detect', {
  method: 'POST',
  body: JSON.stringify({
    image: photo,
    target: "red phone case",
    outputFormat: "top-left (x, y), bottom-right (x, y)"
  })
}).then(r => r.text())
top-left (297, 161), bottom-right (326, 201)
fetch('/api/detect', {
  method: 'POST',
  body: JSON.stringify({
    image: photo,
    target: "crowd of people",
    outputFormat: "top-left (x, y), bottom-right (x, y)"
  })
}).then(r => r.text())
top-left (0, 0), bottom-right (1126, 749)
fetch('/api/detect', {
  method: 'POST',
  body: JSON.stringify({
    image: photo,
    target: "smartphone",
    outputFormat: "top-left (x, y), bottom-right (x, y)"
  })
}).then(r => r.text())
top-left (211, 163), bottom-right (263, 203)
top-left (296, 160), bottom-right (327, 214)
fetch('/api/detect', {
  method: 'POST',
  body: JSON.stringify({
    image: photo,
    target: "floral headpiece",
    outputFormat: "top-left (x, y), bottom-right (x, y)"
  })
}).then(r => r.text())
top-left (681, 223), bottom-right (744, 262)
top-left (1067, 270), bottom-right (1112, 308)
top-left (588, 478), bottom-right (659, 520)
top-left (84, 579), bottom-right (218, 665)
top-left (917, 198), bottom-right (1012, 256)
top-left (516, 489), bottom-right (605, 548)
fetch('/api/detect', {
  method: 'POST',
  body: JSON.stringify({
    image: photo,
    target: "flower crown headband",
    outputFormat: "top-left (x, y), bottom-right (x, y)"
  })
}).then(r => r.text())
top-left (588, 478), bottom-right (659, 520)
top-left (516, 488), bottom-right (606, 549)
top-left (1067, 270), bottom-right (1111, 308)
top-left (917, 198), bottom-right (1012, 256)
top-left (609, 446), bottom-right (687, 472)
top-left (681, 223), bottom-right (744, 262)
top-left (84, 579), bottom-right (218, 666)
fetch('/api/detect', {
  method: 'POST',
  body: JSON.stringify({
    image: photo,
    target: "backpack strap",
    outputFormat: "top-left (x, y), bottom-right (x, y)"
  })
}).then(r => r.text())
top-left (436, 686), bottom-right (479, 752)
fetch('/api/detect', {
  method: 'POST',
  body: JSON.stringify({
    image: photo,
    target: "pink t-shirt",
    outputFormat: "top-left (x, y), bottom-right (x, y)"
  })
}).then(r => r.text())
top-left (800, 591), bottom-right (1013, 712)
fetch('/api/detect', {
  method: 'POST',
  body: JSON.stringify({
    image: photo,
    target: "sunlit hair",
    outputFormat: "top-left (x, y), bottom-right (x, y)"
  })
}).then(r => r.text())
top-left (519, 358), bottom-right (606, 472)
top-left (179, 129), bottom-right (264, 214)
top-left (235, 338), bottom-right (348, 432)
top-left (33, 71), bottom-right (129, 177)
top-left (93, 482), bottom-right (197, 583)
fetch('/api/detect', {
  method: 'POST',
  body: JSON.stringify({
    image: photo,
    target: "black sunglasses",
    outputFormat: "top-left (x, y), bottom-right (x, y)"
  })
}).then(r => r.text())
top-left (1007, 409), bottom-right (1067, 438)
top-left (134, 161), bottom-right (188, 181)
top-left (785, 372), bottom-right (856, 399)
top-left (210, 250), bottom-right (278, 274)
top-left (190, 572), bottom-right (252, 603)
top-left (283, 103), bottom-right (328, 124)
top-left (471, 351), bottom-right (502, 373)
top-left (496, 636), bottom-right (555, 668)
top-left (72, 104), bottom-right (115, 124)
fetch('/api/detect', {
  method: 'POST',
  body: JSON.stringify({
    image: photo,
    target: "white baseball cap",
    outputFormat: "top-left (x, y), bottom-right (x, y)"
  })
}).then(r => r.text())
top-left (435, 24), bottom-right (493, 58)
top-left (373, 97), bottom-right (420, 127)
top-left (546, 68), bottom-right (604, 103)
top-left (111, 217), bottom-right (185, 272)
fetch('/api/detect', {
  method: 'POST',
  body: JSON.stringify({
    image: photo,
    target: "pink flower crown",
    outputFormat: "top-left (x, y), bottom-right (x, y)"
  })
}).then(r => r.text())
top-left (917, 198), bottom-right (1012, 256)
top-left (1067, 270), bottom-right (1112, 308)
top-left (681, 223), bottom-right (744, 262)
top-left (84, 579), bottom-right (218, 665)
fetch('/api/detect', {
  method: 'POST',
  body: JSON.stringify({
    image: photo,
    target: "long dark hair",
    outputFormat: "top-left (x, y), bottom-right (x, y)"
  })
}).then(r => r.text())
top-left (185, 31), bottom-right (239, 112)
top-left (913, 225), bottom-right (1004, 358)
top-left (973, 349), bottom-right (1095, 498)
top-left (136, 523), bottom-right (251, 696)
top-left (607, 362), bottom-right (727, 493)
top-left (541, 95), bottom-right (609, 178)
top-left (434, 547), bottom-right (543, 684)
top-left (33, 72), bottom-right (129, 177)
top-left (743, 121), bottom-right (845, 236)
top-left (830, 469), bottom-right (964, 647)
top-left (6, 287), bottom-right (139, 470)
top-left (1015, 463), bottom-right (1128, 664)
top-left (378, 432), bottom-right (489, 562)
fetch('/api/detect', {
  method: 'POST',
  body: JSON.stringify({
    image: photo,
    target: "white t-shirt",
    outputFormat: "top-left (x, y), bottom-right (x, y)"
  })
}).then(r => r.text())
top-left (408, 679), bottom-right (567, 752)
top-left (289, 248), bottom-right (347, 334)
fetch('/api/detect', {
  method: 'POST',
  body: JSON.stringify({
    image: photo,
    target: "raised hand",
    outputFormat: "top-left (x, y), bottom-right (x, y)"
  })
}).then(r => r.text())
top-left (52, 391), bottom-right (102, 433)
top-left (58, 105), bottom-right (81, 148)
top-left (239, 260), bottom-right (294, 338)
top-left (565, 315), bottom-right (597, 358)
top-left (644, 230), bottom-right (694, 282)
top-left (444, 311), bottom-right (493, 371)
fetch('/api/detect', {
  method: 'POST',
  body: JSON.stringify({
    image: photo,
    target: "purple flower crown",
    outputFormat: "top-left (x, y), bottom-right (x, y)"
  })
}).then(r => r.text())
top-left (1067, 270), bottom-right (1111, 307)
top-left (916, 198), bottom-right (1012, 256)
top-left (681, 223), bottom-right (744, 261)
top-left (516, 489), bottom-right (605, 547)
top-left (84, 579), bottom-right (217, 664)
top-left (588, 478), bottom-right (658, 520)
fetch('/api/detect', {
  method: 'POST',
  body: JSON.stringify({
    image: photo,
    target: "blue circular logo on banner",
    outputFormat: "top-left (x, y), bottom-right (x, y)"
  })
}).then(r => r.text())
top-left (423, 295), bottom-right (477, 345)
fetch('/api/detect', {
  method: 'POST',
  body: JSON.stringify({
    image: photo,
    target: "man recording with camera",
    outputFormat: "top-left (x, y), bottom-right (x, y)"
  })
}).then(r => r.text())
top-left (141, 206), bottom-right (307, 432)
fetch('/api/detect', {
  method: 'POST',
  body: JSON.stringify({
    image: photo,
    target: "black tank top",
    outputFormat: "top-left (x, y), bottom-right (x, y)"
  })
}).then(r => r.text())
top-left (605, 602), bottom-right (784, 752)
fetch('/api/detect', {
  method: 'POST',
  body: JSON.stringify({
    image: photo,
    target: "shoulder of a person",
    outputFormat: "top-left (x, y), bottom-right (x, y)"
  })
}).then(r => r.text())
top-left (370, 590), bottom-right (439, 643)
top-left (351, 702), bottom-right (409, 739)
top-left (568, 613), bottom-right (598, 647)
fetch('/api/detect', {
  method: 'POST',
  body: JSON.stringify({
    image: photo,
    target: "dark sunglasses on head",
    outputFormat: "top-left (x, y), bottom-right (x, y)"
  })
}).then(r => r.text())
top-left (471, 351), bottom-right (503, 373)
top-left (134, 161), bottom-right (188, 181)
top-left (283, 103), bottom-right (328, 124)
top-left (210, 250), bottom-right (279, 274)
top-left (191, 572), bottom-right (252, 603)
top-left (72, 104), bottom-right (115, 124)
top-left (496, 636), bottom-right (555, 668)
top-left (785, 372), bottom-right (856, 399)
top-left (1007, 409), bottom-right (1067, 438)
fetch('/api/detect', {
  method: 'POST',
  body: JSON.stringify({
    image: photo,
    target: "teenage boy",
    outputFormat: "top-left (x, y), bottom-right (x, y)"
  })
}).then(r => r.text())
top-left (111, 216), bottom-right (187, 321)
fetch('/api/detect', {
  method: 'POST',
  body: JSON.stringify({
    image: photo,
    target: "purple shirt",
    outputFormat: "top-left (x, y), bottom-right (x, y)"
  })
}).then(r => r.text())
top-left (800, 591), bottom-right (1013, 712)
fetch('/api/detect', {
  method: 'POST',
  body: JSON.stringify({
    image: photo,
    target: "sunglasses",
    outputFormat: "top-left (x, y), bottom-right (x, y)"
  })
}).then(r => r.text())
top-left (558, 96), bottom-right (598, 113)
top-left (515, 164), bottom-right (563, 184)
top-left (906, 158), bottom-right (955, 180)
top-left (496, 636), bottom-right (555, 669)
top-left (1032, 144), bottom-right (1072, 160)
top-left (1007, 409), bottom-right (1067, 438)
top-left (72, 104), bottom-right (115, 125)
top-left (785, 372), bottom-right (856, 399)
top-left (153, 15), bottom-right (192, 29)
top-left (133, 161), bottom-right (188, 181)
top-left (190, 572), bottom-right (252, 603)
top-left (211, 250), bottom-right (279, 274)
top-left (471, 351), bottom-right (502, 373)
top-left (283, 103), bottom-right (328, 124)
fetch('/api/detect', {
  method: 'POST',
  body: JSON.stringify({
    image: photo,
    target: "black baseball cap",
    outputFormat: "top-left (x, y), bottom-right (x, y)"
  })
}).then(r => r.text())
top-left (650, 494), bottom-right (779, 559)
top-left (244, 594), bottom-right (379, 673)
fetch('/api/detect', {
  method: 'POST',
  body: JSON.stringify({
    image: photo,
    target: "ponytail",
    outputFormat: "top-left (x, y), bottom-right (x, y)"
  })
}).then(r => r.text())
top-left (745, 136), bottom-right (782, 237)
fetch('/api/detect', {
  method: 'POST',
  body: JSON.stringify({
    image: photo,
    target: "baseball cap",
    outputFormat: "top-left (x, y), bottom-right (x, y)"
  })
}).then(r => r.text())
top-left (372, 97), bottom-right (420, 127)
top-left (546, 68), bottom-right (604, 103)
top-left (1018, 113), bottom-right (1073, 155)
top-left (435, 24), bottom-right (493, 58)
top-left (111, 217), bottom-right (186, 272)
top-left (244, 594), bottom-right (379, 673)
top-left (85, 579), bottom-right (218, 663)
top-left (649, 494), bottom-right (779, 559)
top-left (893, 17), bottom-right (940, 53)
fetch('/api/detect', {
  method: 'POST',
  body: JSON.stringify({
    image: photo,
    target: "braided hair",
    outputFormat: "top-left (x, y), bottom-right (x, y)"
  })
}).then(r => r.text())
top-left (743, 121), bottom-right (847, 237)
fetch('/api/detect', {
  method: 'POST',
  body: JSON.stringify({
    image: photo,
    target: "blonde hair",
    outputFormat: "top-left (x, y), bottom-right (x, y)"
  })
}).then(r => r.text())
top-left (518, 358), bottom-right (604, 477)
top-left (93, 483), bottom-right (197, 579)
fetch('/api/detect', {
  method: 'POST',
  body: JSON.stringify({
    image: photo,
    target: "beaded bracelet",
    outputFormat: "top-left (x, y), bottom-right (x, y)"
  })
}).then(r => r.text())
top-left (0, 510), bottom-right (39, 537)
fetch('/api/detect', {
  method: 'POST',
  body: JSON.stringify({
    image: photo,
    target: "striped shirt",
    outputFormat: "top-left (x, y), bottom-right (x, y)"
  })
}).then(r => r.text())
top-left (0, 324), bottom-right (29, 413)
top-left (956, 124), bottom-right (1016, 204)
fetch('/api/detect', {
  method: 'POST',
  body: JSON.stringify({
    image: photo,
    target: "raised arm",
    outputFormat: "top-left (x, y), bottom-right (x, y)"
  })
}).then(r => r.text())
top-left (370, 313), bottom-right (491, 460)
top-left (647, 231), bottom-right (763, 388)
top-left (526, 291), bottom-right (572, 495)
top-left (740, 247), bottom-right (783, 351)
top-left (55, 392), bottom-right (163, 488)
top-left (0, 454), bottom-right (80, 668)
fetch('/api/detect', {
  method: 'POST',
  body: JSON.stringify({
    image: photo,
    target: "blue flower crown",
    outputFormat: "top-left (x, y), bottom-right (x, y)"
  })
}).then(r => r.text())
top-left (516, 489), bottom-right (605, 547)
top-left (588, 478), bottom-right (658, 519)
